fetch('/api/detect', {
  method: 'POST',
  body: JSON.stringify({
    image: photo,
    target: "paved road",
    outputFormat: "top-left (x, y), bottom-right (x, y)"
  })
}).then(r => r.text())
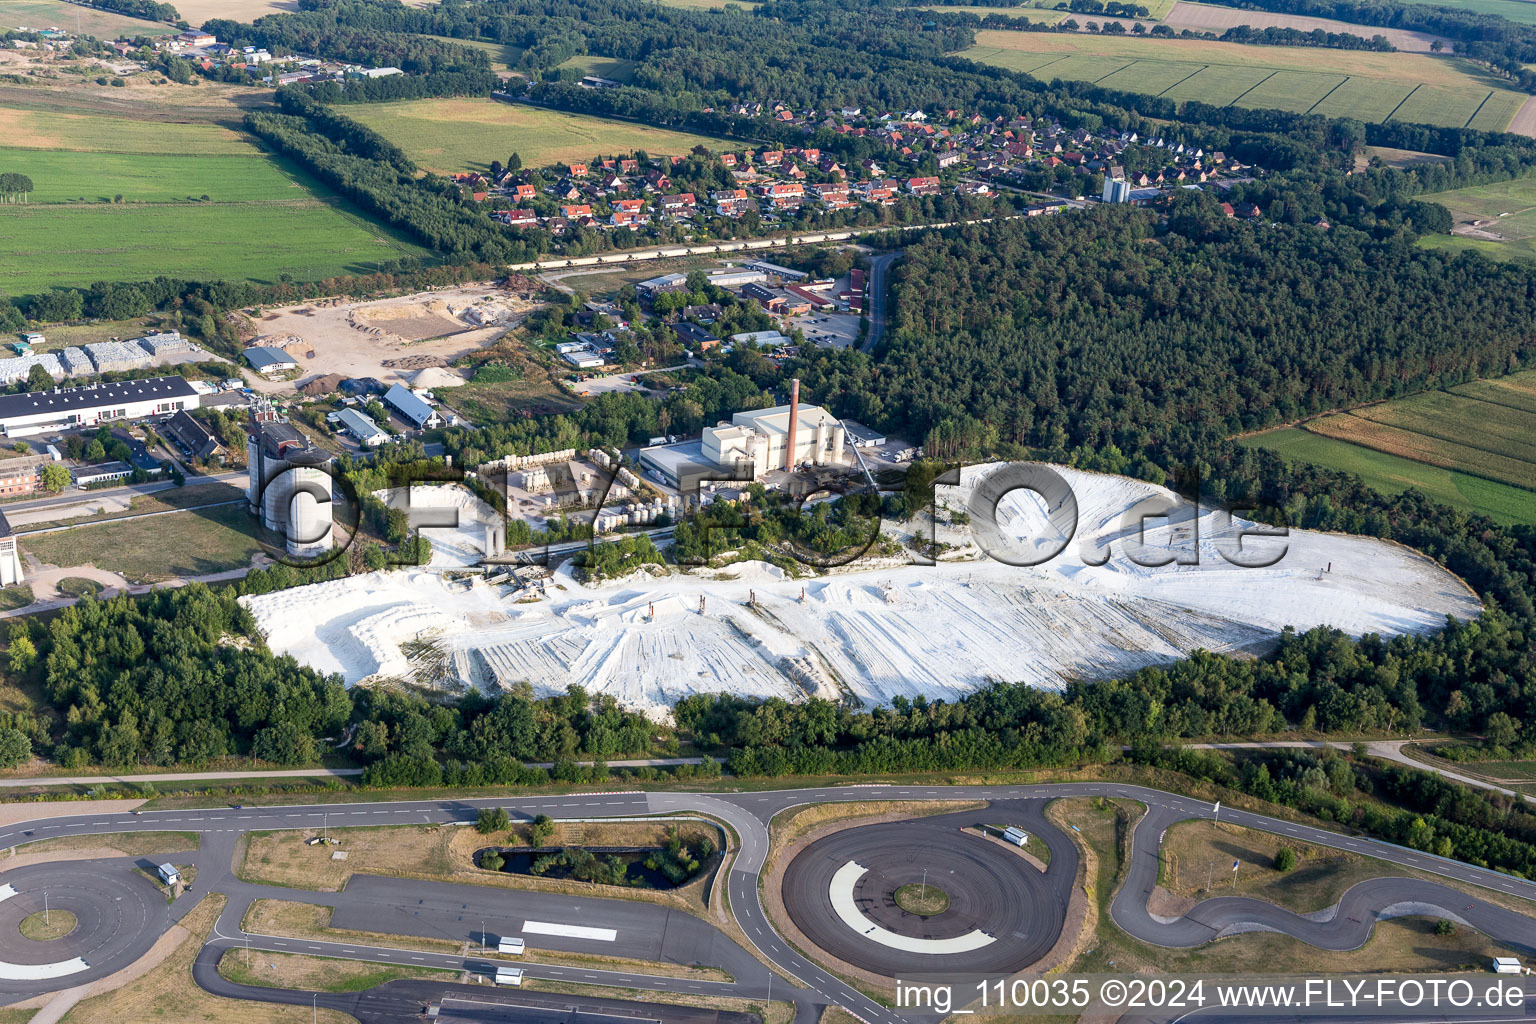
top-left (860, 252), bottom-right (902, 356)
top-left (0, 783), bottom-right (1533, 1021)
top-left (0, 471), bottom-right (245, 519)
top-left (1113, 800), bottom-right (1536, 955)
top-left (501, 220), bottom-right (1003, 275)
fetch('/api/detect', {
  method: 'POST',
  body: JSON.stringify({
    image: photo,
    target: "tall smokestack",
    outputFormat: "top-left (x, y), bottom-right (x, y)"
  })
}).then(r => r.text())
top-left (785, 378), bottom-right (800, 472)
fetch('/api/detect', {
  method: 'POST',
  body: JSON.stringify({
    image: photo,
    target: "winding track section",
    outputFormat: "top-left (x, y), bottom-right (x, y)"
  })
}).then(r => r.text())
top-left (0, 783), bottom-right (1531, 1024)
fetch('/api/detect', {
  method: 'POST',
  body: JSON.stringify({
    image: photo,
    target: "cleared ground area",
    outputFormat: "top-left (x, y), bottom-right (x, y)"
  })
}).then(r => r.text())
top-left (959, 31), bottom-right (1525, 128)
top-left (241, 465), bottom-right (1479, 714)
top-left (348, 99), bottom-right (731, 175)
top-left (242, 285), bottom-right (541, 394)
top-left (1422, 174), bottom-right (1536, 261)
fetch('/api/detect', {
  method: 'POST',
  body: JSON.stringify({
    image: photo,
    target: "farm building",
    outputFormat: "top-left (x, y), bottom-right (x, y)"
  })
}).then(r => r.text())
top-left (383, 383), bottom-right (443, 430)
top-left (0, 376), bottom-right (200, 438)
top-left (244, 346), bottom-right (299, 374)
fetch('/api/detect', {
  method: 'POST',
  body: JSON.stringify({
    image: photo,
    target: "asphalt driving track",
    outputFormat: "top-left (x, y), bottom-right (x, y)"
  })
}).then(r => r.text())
top-left (1113, 802), bottom-right (1536, 956)
top-left (781, 804), bottom-right (1075, 975)
top-left (0, 783), bottom-right (1533, 1024)
top-left (0, 859), bottom-right (173, 994)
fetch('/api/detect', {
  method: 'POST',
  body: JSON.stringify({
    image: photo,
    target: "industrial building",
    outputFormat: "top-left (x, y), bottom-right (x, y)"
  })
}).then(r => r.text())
top-left (701, 379), bottom-right (846, 476)
top-left (0, 456), bottom-right (44, 497)
top-left (244, 345), bottom-right (299, 374)
top-left (705, 268), bottom-right (767, 289)
top-left (333, 407), bottom-right (390, 447)
top-left (840, 420), bottom-right (887, 447)
top-left (1102, 177), bottom-right (1131, 204)
top-left (383, 383), bottom-right (443, 430)
top-left (0, 511), bottom-right (22, 590)
top-left (246, 404), bottom-right (335, 557)
top-left (0, 376), bottom-right (200, 438)
top-left (161, 410), bottom-right (223, 462)
top-left (0, 353), bottom-right (63, 386)
top-left (637, 272), bottom-right (688, 296)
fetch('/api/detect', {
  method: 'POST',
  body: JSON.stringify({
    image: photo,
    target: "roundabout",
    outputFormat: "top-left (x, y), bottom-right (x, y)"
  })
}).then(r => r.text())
top-left (779, 807), bottom-right (1073, 977)
top-left (0, 860), bottom-right (168, 990)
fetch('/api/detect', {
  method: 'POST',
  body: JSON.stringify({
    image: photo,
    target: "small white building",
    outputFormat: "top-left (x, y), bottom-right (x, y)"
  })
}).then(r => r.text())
top-left (494, 966), bottom-right (524, 986)
top-left (1002, 826), bottom-right (1029, 847)
top-left (157, 863), bottom-right (181, 886)
top-left (1492, 957), bottom-right (1522, 975)
top-left (497, 937), bottom-right (525, 955)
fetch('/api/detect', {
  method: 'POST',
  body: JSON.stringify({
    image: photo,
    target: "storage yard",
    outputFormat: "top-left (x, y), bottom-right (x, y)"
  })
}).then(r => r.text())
top-left (241, 286), bottom-right (542, 394)
top-left (240, 465), bottom-right (1480, 714)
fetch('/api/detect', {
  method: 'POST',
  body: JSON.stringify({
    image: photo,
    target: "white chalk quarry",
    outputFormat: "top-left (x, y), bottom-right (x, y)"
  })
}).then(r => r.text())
top-left (242, 465), bottom-right (1481, 715)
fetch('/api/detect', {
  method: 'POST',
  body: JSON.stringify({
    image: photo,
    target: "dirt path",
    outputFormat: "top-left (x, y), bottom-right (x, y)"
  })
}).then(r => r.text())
top-left (1507, 94), bottom-right (1536, 138)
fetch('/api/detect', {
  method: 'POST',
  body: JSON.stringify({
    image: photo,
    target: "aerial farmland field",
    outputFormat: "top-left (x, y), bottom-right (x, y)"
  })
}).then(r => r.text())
top-left (0, 0), bottom-right (176, 36)
top-left (0, 107), bottom-right (252, 154)
top-left (1238, 427), bottom-right (1536, 526)
top-left (1240, 371), bottom-right (1536, 524)
top-left (348, 98), bottom-right (731, 174)
top-left (0, 106), bottom-right (429, 296)
top-left (958, 30), bottom-right (1526, 128)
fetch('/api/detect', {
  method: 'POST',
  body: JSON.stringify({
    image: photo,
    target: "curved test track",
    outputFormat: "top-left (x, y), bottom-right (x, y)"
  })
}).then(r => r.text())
top-left (0, 782), bottom-right (1531, 1024)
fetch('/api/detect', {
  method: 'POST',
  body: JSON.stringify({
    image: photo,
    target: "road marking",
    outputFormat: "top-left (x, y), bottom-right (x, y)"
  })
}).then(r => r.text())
top-left (523, 921), bottom-right (617, 941)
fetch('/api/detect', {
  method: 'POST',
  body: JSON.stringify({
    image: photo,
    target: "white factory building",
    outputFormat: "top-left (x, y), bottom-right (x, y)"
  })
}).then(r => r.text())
top-left (701, 379), bottom-right (846, 475)
top-left (0, 376), bottom-right (200, 438)
top-left (246, 406), bottom-right (335, 558)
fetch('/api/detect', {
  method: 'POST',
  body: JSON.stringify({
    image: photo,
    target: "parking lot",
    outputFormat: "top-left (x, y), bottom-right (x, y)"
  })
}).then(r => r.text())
top-left (796, 310), bottom-right (862, 349)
